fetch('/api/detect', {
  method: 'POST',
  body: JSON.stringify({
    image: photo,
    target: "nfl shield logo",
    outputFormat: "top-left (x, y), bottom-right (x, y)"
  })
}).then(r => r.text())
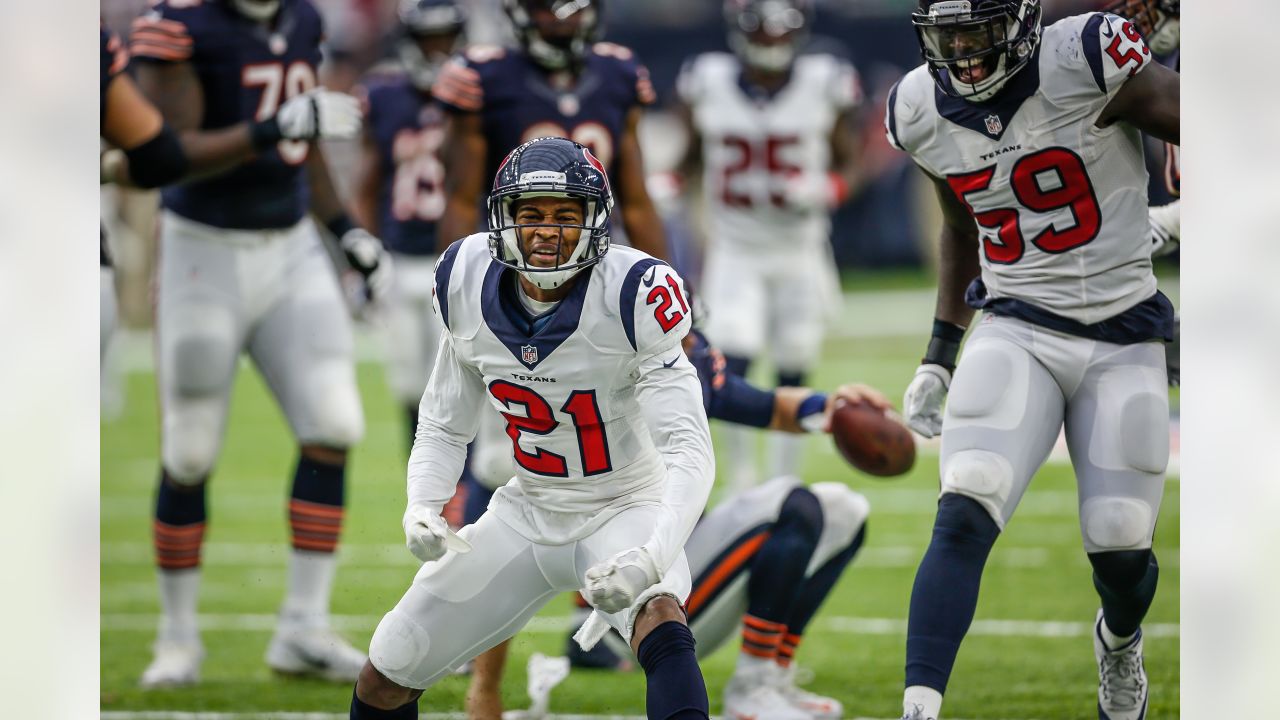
top-left (984, 114), bottom-right (1003, 136)
top-left (521, 344), bottom-right (539, 365)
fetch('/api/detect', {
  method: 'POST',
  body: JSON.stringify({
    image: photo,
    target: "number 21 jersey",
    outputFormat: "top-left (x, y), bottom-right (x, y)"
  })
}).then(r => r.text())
top-left (887, 12), bottom-right (1160, 328)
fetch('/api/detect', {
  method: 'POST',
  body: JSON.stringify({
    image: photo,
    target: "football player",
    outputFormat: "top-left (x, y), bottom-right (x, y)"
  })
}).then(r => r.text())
top-left (673, 0), bottom-right (866, 489)
top-left (128, 0), bottom-right (390, 687)
top-left (350, 137), bottom-right (714, 720)
top-left (887, 1), bottom-right (1179, 719)
top-left (353, 0), bottom-right (467, 454)
top-left (464, 340), bottom-right (883, 720)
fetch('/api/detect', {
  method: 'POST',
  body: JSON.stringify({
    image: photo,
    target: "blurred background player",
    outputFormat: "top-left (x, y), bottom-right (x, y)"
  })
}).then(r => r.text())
top-left (465, 330), bottom-right (883, 720)
top-left (353, 0), bottom-right (467, 456)
top-left (673, 0), bottom-right (866, 490)
top-left (129, 0), bottom-right (392, 687)
top-left (889, 1), bottom-right (1179, 718)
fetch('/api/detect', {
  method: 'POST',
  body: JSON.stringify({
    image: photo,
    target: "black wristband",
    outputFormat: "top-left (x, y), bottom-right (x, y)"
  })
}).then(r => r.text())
top-left (250, 117), bottom-right (283, 150)
top-left (325, 213), bottom-right (356, 239)
top-left (124, 123), bottom-right (190, 189)
top-left (923, 318), bottom-right (966, 371)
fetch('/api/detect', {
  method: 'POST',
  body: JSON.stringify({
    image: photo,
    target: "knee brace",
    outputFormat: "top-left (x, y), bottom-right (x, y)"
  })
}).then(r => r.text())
top-left (1081, 496), bottom-right (1154, 551)
top-left (369, 609), bottom-right (431, 689)
top-left (301, 363), bottom-right (365, 448)
top-left (940, 450), bottom-right (1014, 528)
top-left (162, 405), bottom-right (224, 482)
top-left (1088, 548), bottom-right (1156, 591)
top-left (809, 483), bottom-right (870, 552)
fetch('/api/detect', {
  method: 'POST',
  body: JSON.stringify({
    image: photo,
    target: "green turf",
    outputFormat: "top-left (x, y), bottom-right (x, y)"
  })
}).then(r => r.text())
top-left (102, 297), bottom-right (1180, 719)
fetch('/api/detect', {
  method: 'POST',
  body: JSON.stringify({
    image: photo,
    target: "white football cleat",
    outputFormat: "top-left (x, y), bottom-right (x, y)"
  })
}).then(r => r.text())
top-left (901, 704), bottom-right (937, 720)
top-left (1093, 609), bottom-right (1149, 720)
top-left (773, 664), bottom-right (843, 720)
top-left (723, 668), bottom-right (813, 720)
top-left (265, 623), bottom-right (366, 682)
top-left (139, 640), bottom-right (204, 689)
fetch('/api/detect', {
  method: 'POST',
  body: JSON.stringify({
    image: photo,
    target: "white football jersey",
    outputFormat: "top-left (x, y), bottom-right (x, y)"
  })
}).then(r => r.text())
top-left (678, 52), bottom-right (862, 251)
top-left (887, 13), bottom-right (1157, 325)
top-left (420, 234), bottom-right (710, 546)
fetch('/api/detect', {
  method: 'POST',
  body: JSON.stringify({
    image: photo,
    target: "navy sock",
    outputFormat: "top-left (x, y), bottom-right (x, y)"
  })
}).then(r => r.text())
top-left (349, 687), bottom-right (417, 719)
top-left (722, 354), bottom-right (750, 379)
top-left (636, 620), bottom-right (709, 720)
top-left (1089, 549), bottom-right (1159, 638)
top-left (746, 488), bottom-right (823, 621)
top-left (905, 494), bottom-right (1000, 693)
top-left (154, 470), bottom-right (208, 571)
top-left (786, 524), bottom-right (866, 636)
top-left (777, 370), bottom-right (806, 388)
top-left (289, 454), bottom-right (345, 553)
top-left (403, 404), bottom-right (419, 458)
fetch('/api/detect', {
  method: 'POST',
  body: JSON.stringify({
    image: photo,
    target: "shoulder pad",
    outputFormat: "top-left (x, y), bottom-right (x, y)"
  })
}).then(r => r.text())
top-left (592, 42), bottom-right (656, 106)
top-left (884, 65), bottom-right (932, 154)
top-left (1047, 12), bottom-right (1152, 99)
top-left (618, 257), bottom-right (692, 356)
top-left (129, 5), bottom-right (199, 63)
top-left (433, 233), bottom-right (489, 334)
top-left (675, 53), bottom-right (734, 105)
top-left (803, 53), bottom-right (863, 110)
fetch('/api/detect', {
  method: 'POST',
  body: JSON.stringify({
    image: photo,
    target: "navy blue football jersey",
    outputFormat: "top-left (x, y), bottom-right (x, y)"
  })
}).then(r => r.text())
top-left (129, 0), bottom-right (324, 230)
top-left (100, 25), bottom-right (129, 124)
top-left (358, 72), bottom-right (446, 256)
top-left (432, 42), bottom-right (655, 186)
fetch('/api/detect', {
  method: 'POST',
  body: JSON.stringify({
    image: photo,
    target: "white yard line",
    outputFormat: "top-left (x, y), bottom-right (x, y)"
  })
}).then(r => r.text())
top-left (99, 612), bottom-right (1178, 639)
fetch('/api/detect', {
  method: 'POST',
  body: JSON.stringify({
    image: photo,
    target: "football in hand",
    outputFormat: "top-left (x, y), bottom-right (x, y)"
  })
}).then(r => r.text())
top-left (830, 400), bottom-right (916, 477)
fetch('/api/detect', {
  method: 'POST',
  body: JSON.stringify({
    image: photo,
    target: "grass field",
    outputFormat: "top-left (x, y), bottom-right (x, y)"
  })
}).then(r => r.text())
top-left (101, 279), bottom-right (1180, 720)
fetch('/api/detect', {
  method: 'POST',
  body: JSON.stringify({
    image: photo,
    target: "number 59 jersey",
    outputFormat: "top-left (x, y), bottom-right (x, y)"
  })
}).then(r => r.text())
top-left (429, 235), bottom-right (703, 544)
top-left (887, 12), bottom-right (1158, 326)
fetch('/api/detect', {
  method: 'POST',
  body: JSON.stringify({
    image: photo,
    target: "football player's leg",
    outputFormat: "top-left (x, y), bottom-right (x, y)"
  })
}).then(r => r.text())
top-left (904, 319), bottom-right (1065, 718)
top-left (766, 248), bottom-right (832, 479)
top-left (1065, 340), bottom-right (1167, 718)
top-left (382, 254), bottom-right (439, 455)
top-left (144, 219), bottom-right (245, 688)
top-left (579, 506), bottom-right (707, 720)
top-left (702, 247), bottom-right (768, 492)
top-left (249, 223), bottom-right (365, 681)
top-left (356, 512), bottom-right (558, 716)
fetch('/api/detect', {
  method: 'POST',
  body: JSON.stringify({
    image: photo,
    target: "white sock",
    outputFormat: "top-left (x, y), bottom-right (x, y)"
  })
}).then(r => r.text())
top-left (281, 549), bottom-right (337, 626)
top-left (903, 685), bottom-right (943, 719)
top-left (1100, 617), bottom-right (1137, 651)
top-left (157, 568), bottom-right (201, 644)
top-left (723, 425), bottom-right (759, 492)
top-left (733, 650), bottom-right (777, 678)
top-left (769, 430), bottom-right (804, 479)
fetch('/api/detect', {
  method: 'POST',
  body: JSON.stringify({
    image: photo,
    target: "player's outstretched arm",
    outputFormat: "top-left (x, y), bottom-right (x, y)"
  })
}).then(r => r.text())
top-left (403, 333), bottom-right (485, 562)
top-left (771, 383), bottom-right (892, 434)
top-left (616, 107), bottom-right (670, 260)
top-left (1098, 60), bottom-right (1179, 145)
top-left (827, 107), bottom-right (866, 205)
top-left (307, 146), bottom-right (393, 303)
top-left (437, 112), bottom-right (487, 251)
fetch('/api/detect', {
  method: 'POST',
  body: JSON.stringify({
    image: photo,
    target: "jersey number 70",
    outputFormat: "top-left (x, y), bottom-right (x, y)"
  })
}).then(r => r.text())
top-left (946, 147), bottom-right (1102, 264)
top-left (489, 381), bottom-right (612, 477)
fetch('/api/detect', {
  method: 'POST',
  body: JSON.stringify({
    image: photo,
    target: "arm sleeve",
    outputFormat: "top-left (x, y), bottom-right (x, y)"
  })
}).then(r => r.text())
top-left (406, 331), bottom-right (486, 511)
top-left (634, 348), bottom-right (715, 573)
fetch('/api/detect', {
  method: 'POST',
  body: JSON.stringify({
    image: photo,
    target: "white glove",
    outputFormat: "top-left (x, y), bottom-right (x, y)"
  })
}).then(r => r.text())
top-left (340, 228), bottom-right (393, 303)
top-left (903, 363), bottom-right (951, 438)
top-left (1149, 200), bottom-right (1181, 258)
top-left (402, 504), bottom-right (471, 563)
top-left (584, 545), bottom-right (661, 614)
top-left (274, 89), bottom-right (362, 141)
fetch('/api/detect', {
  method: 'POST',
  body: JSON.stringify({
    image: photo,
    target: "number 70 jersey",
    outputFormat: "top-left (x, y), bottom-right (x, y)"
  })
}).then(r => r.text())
top-left (887, 12), bottom-right (1158, 325)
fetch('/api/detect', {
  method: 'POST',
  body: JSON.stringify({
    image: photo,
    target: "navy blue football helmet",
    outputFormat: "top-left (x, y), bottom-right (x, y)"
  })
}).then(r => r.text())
top-left (503, 0), bottom-right (604, 71)
top-left (912, 0), bottom-right (1042, 101)
top-left (488, 137), bottom-right (613, 289)
top-left (724, 0), bottom-right (813, 73)
top-left (397, 0), bottom-right (468, 91)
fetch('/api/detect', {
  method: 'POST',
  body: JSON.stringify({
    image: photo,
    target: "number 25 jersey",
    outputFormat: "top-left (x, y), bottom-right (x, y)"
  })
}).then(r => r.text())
top-left (424, 235), bottom-right (708, 544)
top-left (887, 12), bottom-right (1161, 328)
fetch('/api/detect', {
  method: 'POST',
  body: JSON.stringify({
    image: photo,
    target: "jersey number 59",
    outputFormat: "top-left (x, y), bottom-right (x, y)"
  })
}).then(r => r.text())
top-left (947, 147), bottom-right (1101, 264)
top-left (489, 381), bottom-right (612, 477)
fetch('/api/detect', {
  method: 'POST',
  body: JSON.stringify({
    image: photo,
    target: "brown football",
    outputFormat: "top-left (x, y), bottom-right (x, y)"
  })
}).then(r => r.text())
top-left (830, 400), bottom-right (916, 477)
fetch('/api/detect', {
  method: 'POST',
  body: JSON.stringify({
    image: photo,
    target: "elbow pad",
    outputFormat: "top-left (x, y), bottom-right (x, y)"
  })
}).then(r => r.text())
top-left (124, 124), bottom-right (189, 189)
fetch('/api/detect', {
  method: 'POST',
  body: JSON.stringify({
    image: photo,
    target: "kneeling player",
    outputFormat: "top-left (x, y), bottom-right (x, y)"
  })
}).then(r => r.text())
top-left (351, 137), bottom-right (714, 720)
